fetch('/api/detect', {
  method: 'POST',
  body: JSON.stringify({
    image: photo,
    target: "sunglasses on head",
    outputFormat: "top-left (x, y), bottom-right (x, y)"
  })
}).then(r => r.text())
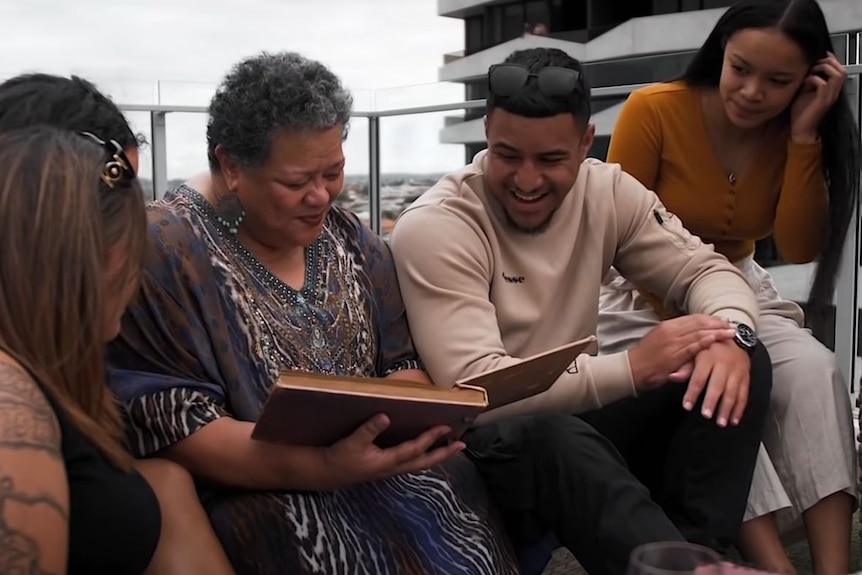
top-left (488, 63), bottom-right (582, 99)
top-left (79, 131), bottom-right (135, 189)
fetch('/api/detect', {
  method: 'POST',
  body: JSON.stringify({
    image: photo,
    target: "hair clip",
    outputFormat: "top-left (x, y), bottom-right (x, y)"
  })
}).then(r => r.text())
top-left (79, 131), bottom-right (134, 189)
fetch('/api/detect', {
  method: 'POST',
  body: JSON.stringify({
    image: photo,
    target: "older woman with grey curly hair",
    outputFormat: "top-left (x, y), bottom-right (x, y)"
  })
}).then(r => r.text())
top-left (105, 52), bottom-right (520, 574)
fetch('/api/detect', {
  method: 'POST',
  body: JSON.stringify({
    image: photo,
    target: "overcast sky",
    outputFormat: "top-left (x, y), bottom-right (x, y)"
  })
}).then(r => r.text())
top-left (0, 0), bottom-right (467, 177)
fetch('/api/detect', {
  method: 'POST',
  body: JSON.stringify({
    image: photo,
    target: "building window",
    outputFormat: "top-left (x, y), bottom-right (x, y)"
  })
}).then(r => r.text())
top-left (548, 0), bottom-right (586, 34)
top-left (585, 50), bottom-right (697, 87)
top-left (525, 0), bottom-right (550, 31)
top-left (465, 16), bottom-right (483, 55)
top-left (653, 0), bottom-right (680, 14)
top-left (590, 135), bottom-right (611, 161)
top-left (465, 80), bottom-right (488, 121)
top-left (484, 6), bottom-right (502, 47)
top-left (502, 2), bottom-right (525, 41)
top-left (465, 80), bottom-right (488, 101)
top-left (680, 0), bottom-right (700, 11)
top-left (465, 143), bottom-right (487, 164)
top-left (588, 0), bottom-right (651, 30)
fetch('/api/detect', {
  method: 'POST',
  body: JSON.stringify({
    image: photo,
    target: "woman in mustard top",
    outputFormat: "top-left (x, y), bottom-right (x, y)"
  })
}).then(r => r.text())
top-left (597, 0), bottom-right (860, 573)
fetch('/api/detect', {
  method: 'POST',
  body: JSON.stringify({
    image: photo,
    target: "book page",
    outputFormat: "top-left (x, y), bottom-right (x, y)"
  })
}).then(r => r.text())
top-left (276, 371), bottom-right (487, 405)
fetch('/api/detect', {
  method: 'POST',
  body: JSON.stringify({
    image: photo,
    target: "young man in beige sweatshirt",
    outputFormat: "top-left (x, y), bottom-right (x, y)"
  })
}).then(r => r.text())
top-left (389, 48), bottom-right (772, 575)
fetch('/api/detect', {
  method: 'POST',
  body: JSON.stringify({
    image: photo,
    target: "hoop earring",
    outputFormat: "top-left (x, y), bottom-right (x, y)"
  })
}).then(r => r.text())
top-left (215, 194), bottom-right (245, 235)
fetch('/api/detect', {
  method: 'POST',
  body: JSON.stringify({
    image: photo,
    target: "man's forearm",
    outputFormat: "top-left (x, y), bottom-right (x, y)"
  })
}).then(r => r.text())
top-left (686, 269), bottom-right (758, 328)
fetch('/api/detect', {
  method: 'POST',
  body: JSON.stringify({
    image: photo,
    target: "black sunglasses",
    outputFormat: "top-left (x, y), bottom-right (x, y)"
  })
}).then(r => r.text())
top-left (79, 131), bottom-right (135, 189)
top-left (488, 64), bottom-right (582, 99)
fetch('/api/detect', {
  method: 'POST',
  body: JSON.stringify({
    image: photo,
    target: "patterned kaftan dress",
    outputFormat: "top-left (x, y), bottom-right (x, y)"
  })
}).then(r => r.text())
top-left (107, 186), bottom-right (519, 575)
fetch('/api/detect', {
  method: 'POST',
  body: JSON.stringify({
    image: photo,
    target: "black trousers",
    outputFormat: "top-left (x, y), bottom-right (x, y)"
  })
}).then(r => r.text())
top-left (464, 342), bottom-right (772, 575)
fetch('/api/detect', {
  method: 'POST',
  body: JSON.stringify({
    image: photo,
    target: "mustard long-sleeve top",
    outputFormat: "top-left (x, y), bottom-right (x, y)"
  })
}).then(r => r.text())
top-left (606, 81), bottom-right (828, 265)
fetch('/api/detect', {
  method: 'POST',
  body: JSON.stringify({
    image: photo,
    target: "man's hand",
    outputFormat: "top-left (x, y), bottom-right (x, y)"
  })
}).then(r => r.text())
top-left (628, 315), bottom-right (736, 390)
top-left (681, 339), bottom-right (751, 427)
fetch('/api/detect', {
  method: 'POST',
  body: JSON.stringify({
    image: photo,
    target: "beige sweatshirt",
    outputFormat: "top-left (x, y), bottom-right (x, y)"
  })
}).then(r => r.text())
top-left (389, 151), bottom-right (758, 423)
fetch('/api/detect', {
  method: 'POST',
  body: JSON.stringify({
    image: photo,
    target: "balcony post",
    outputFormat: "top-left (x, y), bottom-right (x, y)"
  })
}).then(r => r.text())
top-left (833, 69), bottom-right (861, 392)
top-left (149, 111), bottom-right (168, 200)
top-left (368, 115), bottom-right (381, 234)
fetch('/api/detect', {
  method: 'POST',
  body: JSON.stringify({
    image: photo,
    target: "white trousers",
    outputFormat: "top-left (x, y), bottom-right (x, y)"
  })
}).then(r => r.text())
top-left (597, 257), bottom-right (857, 528)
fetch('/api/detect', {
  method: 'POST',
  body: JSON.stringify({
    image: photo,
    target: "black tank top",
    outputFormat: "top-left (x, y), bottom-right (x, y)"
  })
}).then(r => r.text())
top-left (25, 368), bottom-right (161, 574)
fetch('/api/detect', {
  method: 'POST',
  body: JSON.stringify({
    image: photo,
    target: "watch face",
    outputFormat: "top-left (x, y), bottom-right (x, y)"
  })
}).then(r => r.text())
top-left (736, 323), bottom-right (757, 348)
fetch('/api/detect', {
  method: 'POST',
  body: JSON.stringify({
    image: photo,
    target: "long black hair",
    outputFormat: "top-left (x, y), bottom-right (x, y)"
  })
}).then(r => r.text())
top-left (0, 73), bottom-right (140, 151)
top-left (681, 0), bottom-right (860, 319)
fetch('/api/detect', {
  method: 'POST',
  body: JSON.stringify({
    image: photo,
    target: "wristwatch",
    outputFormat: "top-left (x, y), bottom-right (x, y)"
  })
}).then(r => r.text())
top-left (728, 320), bottom-right (758, 353)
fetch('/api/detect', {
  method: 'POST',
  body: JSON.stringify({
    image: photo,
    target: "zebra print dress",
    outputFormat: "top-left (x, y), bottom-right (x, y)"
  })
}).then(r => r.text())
top-left (107, 186), bottom-right (520, 575)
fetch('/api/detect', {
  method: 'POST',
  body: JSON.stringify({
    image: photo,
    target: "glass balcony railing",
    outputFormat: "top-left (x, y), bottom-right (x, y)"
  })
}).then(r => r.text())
top-left (115, 64), bottom-right (862, 401)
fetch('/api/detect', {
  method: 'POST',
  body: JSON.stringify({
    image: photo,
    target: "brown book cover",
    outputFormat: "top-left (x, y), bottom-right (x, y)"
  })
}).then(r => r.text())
top-left (252, 373), bottom-right (487, 448)
top-left (457, 336), bottom-right (596, 409)
top-left (251, 336), bottom-right (595, 448)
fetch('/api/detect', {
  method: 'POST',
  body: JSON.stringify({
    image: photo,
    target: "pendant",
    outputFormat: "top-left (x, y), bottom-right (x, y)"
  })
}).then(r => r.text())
top-left (311, 326), bottom-right (326, 349)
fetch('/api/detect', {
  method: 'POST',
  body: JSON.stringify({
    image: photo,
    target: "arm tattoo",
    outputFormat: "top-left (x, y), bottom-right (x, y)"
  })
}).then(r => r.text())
top-left (0, 473), bottom-right (66, 575)
top-left (0, 364), bottom-right (61, 455)
top-left (0, 363), bottom-right (66, 575)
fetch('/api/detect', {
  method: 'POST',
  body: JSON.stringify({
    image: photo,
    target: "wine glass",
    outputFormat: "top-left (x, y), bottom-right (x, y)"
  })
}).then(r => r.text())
top-left (626, 542), bottom-right (725, 575)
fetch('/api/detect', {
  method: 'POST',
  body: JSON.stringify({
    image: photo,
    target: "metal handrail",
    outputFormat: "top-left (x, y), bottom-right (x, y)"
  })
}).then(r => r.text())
top-left (118, 64), bottom-right (862, 118)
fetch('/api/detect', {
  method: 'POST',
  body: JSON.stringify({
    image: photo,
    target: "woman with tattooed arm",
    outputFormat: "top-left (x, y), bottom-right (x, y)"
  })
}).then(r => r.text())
top-left (0, 74), bottom-right (233, 575)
